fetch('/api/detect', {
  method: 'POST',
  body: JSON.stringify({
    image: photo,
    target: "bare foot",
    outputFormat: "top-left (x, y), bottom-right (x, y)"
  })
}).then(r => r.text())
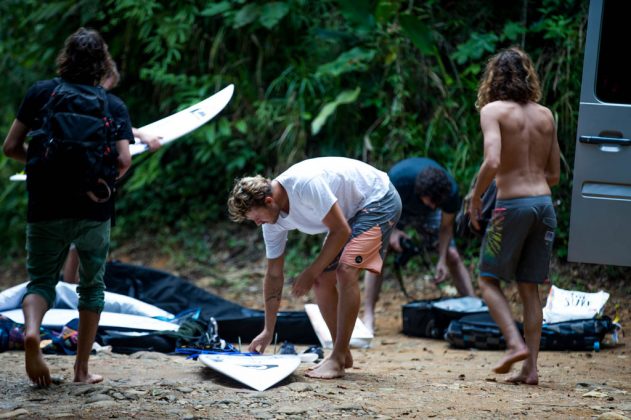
top-left (308, 349), bottom-right (353, 370)
top-left (24, 333), bottom-right (51, 387)
top-left (305, 358), bottom-right (345, 379)
top-left (74, 364), bottom-right (103, 384)
top-left (493, 347), bottom-right (529, 374)
top-left (73, 372), bottom-right (103, 384)
top-left (506, 369), bottom-right (538, 385)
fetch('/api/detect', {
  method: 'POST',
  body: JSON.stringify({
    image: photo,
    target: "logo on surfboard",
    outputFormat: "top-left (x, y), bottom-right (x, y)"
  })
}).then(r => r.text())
top-left (240, 364), bottom-right (279, 370)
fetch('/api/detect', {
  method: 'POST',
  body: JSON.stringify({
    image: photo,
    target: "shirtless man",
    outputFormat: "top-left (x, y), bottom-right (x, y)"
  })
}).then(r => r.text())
top-left (228, 157), bottom-right (401, 379)
top-left (468, 47), bottom-right (560, 385)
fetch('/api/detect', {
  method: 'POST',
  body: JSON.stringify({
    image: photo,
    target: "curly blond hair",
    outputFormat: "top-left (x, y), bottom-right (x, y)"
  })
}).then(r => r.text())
top-left (227, 175), bottom-right (272, 222)
top-left (476, 47), bottom-right (541, 110)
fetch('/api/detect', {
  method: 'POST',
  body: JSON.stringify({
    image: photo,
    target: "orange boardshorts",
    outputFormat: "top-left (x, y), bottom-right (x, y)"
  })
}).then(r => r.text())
top-left (325, 183), bottom-right (401, 274)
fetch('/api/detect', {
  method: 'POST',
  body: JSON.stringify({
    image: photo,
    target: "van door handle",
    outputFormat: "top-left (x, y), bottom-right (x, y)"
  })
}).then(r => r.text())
top-left (579, 135), bottom-right (631, 146)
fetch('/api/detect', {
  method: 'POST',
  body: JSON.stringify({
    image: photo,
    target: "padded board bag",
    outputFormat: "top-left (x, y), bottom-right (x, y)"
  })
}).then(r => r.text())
top-left (445, 313), bottom-right (616, 351)
top-left (539, 316), bottom-right (616, 351)
top-left (402, 296), bottom-right (488, 339)
top-left (444, 313), bottom-right (513, 350)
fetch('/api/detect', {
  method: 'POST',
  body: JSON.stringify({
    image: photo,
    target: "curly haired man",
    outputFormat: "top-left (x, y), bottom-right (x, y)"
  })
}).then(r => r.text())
top-left (3, 28), bottom-right (133, 386)
top-left (469, 47), bottom-right (560, 385)
top-left (363, 157), bottom-right (474, 334)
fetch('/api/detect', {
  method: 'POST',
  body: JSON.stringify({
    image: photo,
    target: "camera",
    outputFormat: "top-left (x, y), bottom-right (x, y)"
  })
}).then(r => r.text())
top-left (394, 237), bottom-right (422, 268)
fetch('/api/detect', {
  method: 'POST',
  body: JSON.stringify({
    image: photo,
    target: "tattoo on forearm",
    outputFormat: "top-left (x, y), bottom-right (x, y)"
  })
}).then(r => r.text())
top-left (265, 293), bottom-right (281, 303)
top-left (265, 284), bottom-right (282, 303)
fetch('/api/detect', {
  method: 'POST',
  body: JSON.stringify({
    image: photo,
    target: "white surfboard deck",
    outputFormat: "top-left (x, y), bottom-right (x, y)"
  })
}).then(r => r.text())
top-left (0, 308), bottom-right (178, 332)
top-left (199, 354), bottom-right (300, 391)
top-left (10, 84), bottom-right (234, 181)
top-left (305, 303), bottom-right (373, 349)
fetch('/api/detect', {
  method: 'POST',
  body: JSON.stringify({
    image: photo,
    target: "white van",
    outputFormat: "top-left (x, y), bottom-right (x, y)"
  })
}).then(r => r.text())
top-left (568, 0), bottom-right (631, 266)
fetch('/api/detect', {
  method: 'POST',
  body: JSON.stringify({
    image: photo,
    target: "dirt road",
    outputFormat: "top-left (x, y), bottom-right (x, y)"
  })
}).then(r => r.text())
top-left (1, 284), bottom-right (629, 419)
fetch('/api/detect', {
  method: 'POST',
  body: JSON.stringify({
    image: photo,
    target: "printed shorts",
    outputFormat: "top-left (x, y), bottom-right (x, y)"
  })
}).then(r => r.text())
top-left (479, 195), bottom-right (556, 284)
top-left (325, 183), bottom-right (402, 274)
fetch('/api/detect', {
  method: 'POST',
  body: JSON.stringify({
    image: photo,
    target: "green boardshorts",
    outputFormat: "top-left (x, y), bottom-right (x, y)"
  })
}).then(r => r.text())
top-left (25, 218), bottom-right (111, 313)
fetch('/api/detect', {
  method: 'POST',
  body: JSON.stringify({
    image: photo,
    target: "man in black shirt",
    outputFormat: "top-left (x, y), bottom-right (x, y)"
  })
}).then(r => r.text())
top-left (363, 157), bottom-right (474, 333)
top-left (3, 28), bottom-right (133, 386)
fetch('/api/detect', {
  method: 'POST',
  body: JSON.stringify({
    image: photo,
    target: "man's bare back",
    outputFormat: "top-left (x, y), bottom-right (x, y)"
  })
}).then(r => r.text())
top-left (480, 100), bottom-right (560, 199)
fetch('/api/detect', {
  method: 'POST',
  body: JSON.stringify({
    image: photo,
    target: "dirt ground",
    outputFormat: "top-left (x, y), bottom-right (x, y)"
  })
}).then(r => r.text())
top-left (0, 254), bottom-right (630, 419)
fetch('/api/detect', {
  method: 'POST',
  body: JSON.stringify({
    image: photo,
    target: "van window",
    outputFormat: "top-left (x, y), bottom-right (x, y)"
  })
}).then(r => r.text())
top-left (595, 0), bottom-right (631, 104)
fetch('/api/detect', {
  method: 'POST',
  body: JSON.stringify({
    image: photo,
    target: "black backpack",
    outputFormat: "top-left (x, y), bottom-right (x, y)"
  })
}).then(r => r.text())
top-left (27, 79), bottom-right (119, 203)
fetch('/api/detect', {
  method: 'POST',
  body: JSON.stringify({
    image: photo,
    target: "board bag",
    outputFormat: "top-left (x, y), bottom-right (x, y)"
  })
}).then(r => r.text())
top-left (444, 313), bottom-right (616, 351)
top-left (26, 79), bottom-right (119, 203)
top-left (402, 297), bottom-right (488, 339)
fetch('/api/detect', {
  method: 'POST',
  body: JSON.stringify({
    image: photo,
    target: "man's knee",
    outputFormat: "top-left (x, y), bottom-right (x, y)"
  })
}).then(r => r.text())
top-left (445, 247), bottom-right (462, 266)
top-left (479, 276), bottom-right (499, 293)
top-left (336, 263), bottom-right (360, 285)
top-left (314, 270), bottom-right (336, 290)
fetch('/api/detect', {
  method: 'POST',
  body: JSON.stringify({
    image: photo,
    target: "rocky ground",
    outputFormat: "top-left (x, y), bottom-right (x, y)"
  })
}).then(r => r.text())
top-left (0, 243), bottom-right (630, 419)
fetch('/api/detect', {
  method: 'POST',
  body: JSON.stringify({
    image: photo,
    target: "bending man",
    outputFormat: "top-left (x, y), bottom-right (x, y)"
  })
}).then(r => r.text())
top-left (228, 157), bottom-right (401, 379)
top-left (363, 157), bottom-right (474, 333)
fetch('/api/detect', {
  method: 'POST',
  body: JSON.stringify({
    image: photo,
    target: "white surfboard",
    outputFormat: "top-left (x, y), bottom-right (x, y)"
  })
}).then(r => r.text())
top-left (305, 303), bottom-right (373, 349)
top-left (0, 308), bottom-right (179, 332)
top-left (9, 84), bottom-right (235, 181)
top-left (199, 354), bottom-right (301, 392)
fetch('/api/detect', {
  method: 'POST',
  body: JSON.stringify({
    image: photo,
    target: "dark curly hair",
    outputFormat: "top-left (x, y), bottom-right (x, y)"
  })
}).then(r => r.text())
top-left (476, 47), bottom-right (541, 109)
top-left (414, 167), bottom-right (452, 207)
top-left (56, 27), bottom-right (113, 86)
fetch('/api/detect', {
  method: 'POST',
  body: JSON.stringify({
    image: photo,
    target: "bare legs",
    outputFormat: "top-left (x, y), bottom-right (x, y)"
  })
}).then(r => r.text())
top-left (74, 310), bottom-right (103, 384)
top-left (362, 270), bottom-right (382, 334)
top-left (22, 294), bottom-right (51, 387)
top-left (445, 248), bottom-right (474, 296)
top-left (62, 247), bottom-right (80, 284)
top-left (506, 283), bottom-right (541, 385)
top-left (22, 294), bottom-right (103, 386)
top-left (479, 277), bottom-right (541, 384)
top-left (363, 246), bottom-right (473, 334)
top-left (307, 264), bottom-right (360, 379)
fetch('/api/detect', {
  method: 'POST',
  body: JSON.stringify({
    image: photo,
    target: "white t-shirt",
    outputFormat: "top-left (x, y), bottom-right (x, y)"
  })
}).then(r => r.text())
top-left (262, 157), bottom-right (390, 259)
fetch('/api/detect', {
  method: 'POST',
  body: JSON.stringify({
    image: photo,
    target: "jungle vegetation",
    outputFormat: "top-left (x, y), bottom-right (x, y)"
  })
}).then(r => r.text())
top-left (0, 0), bottom-right (587, 268)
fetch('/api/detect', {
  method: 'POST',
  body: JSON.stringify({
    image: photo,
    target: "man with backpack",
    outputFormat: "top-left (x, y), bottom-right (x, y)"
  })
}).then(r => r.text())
top-left (2, 28), bottom-right (133, 386)
top-left (363, 157), bottom-right (475, 334)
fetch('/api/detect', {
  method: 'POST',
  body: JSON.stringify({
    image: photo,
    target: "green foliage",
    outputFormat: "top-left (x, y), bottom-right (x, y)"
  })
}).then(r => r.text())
top-left (0, 0), bottom-right (588, 265)
top-left (311, 87), bottom-right (361, 135)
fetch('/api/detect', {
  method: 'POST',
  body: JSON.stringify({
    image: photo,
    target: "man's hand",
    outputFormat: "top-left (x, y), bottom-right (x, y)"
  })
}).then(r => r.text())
top-left (248, 329), bottom-right (273, 353)
top-left (388, 228), bottom-right (408, 253)
top-left (433, 259), bottom-right (448, 284)
top-left (133, 128), bottom-right (162, 152)
top-left (141, 134), bottom-right (162, 152)
top-left (291, 269), bottom-right (317, 297)
top-left (468, 195), bottom-right (482, 231)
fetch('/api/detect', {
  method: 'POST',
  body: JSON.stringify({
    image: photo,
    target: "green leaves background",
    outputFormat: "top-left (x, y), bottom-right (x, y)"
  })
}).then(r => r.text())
top-left (0, 0), bottom-right (586, 261)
